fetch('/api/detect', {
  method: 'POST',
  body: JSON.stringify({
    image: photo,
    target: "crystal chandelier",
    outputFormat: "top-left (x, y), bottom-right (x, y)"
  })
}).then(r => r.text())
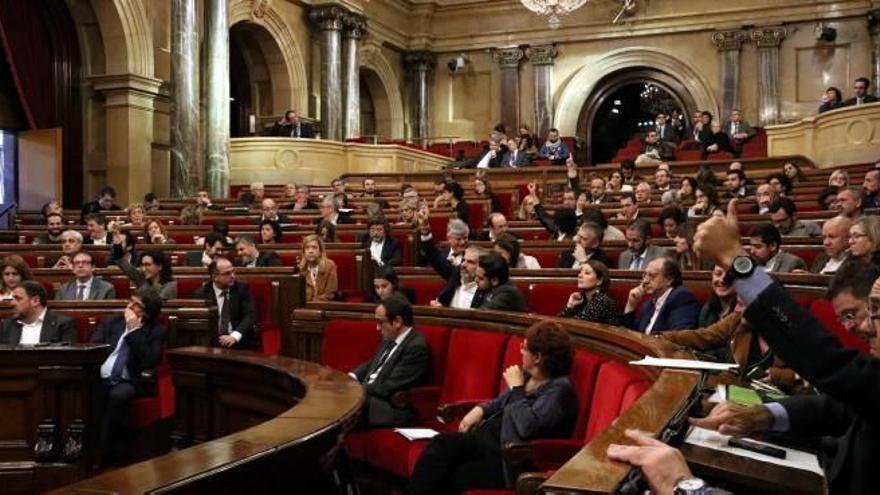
top-left (520, 0), bottom-right (589, 29)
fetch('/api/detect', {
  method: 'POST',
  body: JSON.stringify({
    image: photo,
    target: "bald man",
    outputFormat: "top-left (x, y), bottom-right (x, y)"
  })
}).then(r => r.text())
top-left (254, 198), bottom-right (289, 225)
top-left (810, 216), bottom-right (853, 274)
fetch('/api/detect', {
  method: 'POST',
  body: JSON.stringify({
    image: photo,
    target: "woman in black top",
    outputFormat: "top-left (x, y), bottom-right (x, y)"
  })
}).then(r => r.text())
top-left (443, 181), bottom-right (469, 226)
top-left (364, 265), bottom-right (416, 304)
top-left (818, 86), bottom-right (843, 114)
top-left (407, 321), bottom-right (578, 495)
top-left (474, 177), bottom-right (502, 214)
top-left (557, 260), bottom-right (620, 326)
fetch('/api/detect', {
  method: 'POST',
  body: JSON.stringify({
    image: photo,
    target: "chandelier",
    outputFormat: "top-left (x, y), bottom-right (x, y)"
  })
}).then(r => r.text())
top-left (520, 0), bottom-right (589, 29)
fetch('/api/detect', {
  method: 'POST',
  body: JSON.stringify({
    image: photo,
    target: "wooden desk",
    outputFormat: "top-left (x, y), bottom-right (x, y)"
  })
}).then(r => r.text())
top-left (51, 347), bottom-right (364, 494)
top-left (0, 344), bottom-right (109, 494)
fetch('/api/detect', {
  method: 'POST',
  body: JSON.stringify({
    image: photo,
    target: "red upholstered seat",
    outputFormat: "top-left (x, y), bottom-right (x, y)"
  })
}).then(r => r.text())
top-left (808, 299), bottom-right (870, 353)
top-left (788, 247), bottom-right (822, 268)
top-left (321, 319), bottom-right (381, 372)
top-left (280, 232), bottom-right (304, 243)
top-left (528, 250), bottom-right (559, 269)
top-left (128, 355), bottom-right (175, 428)
top-left (585, 360), bottom-right (647, 442)
top-left (496, 192), bottom-right (513, 218)
top-left (327, 251), bottom-right (359, 292)
top-left (110, 278), bottom-right (133, 299)
top-left (467, 202), bottom-right (485, 231)
top-left (391, 231), bottom-right (412, 265)
top-left (176, 278), bottom-right (204, 298)
top-left (405, 279), bottom-right (445, 305)
top-left (429, 216), bottom-right (449, 241)
top-left (525, 282), bottom-right (576, 316)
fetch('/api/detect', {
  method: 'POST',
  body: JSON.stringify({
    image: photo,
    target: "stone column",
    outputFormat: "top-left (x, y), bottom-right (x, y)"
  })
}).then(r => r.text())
top-left (342, 13), bottom-right (366, 140)
top-left (204, 0), bottom-right (230, 197)
top-left (869, 10), bottom-right (880, 98)
top-left (91, 74), bottom-right (162, 205)
top-left (310, 6), bottom-right (346, 141)
top-left (525, 45), bottom-right (557, 139)
top-left (171, 0), bottom-right (199, 198)
top-left (492, 46), bottom-right (525, 134)
top-left (711, 30), bottom-right (747, 115)
top-left (404, 51), bottom-right (435, 144)
top-left (750, 26), bottom-right (787, 126)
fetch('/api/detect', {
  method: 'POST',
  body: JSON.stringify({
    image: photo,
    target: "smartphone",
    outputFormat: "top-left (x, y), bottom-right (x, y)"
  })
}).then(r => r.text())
top-left (728, 437), bottom-right (786, 459)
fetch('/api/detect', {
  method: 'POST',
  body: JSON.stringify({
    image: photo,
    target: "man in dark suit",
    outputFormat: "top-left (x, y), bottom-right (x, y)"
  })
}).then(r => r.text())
top-left (195, 190), bottom-right (224, 211)
top-left (81, 186), bottom-right (122, 224)
top-left (84, 213), bottom-right (113, 245)
top-left (269, 110), bottom-right (314, 138)
top-left (473, 213), bottom-right (521, 243)
top-left (0, 281), bottom-right (77, 345)
top-left (350, 294), bottom-right (430, 427)
top-left (617, 220), bottom-right (666, 270)
top-left (622, 257), bottom-right (700, 333)
top-left (810, 216), bottom-right (852, 274)
top-left (689, 216), bottom-right (880, 495)
top-left (254, 198), bottom-right (289, 226)
top-left (418, 216), bottom-right (484, 309)
top-left (194, 258), bottom-right (259, 350)
top-left (90, 288), bottom-right (166, 463)
top-left (184, 231), bottom-right (228, 267)
top-left (55, 251), bottom-right (116, 300)
top-left (476, 253), bottom-right (527, 312)
top-left (557, 222), bottom-right (612, 269)
top-left (317, 196), bottom-right (354, 225)
top-left (654, 113), bottom-right (677, 144)
top-left (284, 184), bottom-right (319, 211)
top-left (361, 217), bottom-right (403, 267)
top-left (723, 109), bottom-right (756, 157)
top-left (500, 138), bottom-right (529, 167)
top-left (473, 140), bottom-right (505, 169)
top-left (636, 130), bottom-right (676, 165)
top-left (843, 77), bottom-right (879, 106)
top-left (234, 235), bottom-right (281, 268)
top-left (723, 169), bottom-right (754, 199)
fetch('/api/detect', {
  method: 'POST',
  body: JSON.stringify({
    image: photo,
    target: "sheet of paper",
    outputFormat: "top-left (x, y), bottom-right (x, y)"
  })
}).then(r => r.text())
top-left (394, 428), bottom-right (439, 441)
top-left (686, 426), bottom-right (824, 477)
top-left (629, 356), bottom-right (740, 372)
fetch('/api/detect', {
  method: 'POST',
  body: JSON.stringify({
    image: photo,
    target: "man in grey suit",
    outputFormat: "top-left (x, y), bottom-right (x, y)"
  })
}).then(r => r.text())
top-left (749, 223), bottom-right (807, 273)
top-left (55, 251), bottom-right (116, 301)
top-left (723, 109), bottom-right (756, 158)
top-left (350, 294), bottom-right (430, 427)
top-left (618, 219), bottom-right (666, 270)
top-left (0, 281), bottom-right (77, 345)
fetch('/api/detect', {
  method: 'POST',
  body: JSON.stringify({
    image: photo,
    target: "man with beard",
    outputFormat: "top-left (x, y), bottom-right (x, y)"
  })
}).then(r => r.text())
top-left (33, 212), bottom-right (65, 244)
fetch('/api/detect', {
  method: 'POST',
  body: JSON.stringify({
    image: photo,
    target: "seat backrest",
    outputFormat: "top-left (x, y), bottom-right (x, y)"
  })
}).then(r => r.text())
top-left (239, 277), bottom-right (274, 323)
top-left (326, 252), bottom-right (358, 292)
top-left (440, 328), bottom-right (508, 403)
top-left (418, 325), bottom-right (451, 386)
top-left (320, 319), bottom-right (381, 372)
top-left (497, 335), bottom-right (525, 393)
top-left (569, 350), bottom-right (608, 440)
top-left (585, 360), bottom-right (646, 442)
top-left (525, 282), bottom-right (576, 316)
top-left (176, 279), bottom-right (204, 299)
top-left (404, 278), bottom-right (445, 305)
top-left (808, 299), bottom-right (870, 353)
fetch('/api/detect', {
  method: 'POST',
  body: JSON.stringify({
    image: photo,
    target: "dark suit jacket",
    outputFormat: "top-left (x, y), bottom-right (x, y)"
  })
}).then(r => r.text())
top-left (0, 309), bottom-right (77, 345)
top-left (743, 281), bottom-right (880, 494)
top-left (421, 235), bottom-right (484, 308)
top-left (254, 214), bottom-right (290, 226)
top-left (361, 236), bottom-right (403, 267)
top-left (623, 285), bottom-right (700, 333)
top-left (285, 200), bottom-right (319, 211)
top-left (194, 281), bottom-right (259, 350)
top-left (269, 121), bottom-right (314, 138)
top-left (655, 123), bottom-right (677, 143)
top-left (500, 150), bottom-right (530, 167)
top-left (557, 247), bottom-right (612, 269)
top-left (183, 251), bottom-right (211, 267)
top-left (234, 251), bottom-right (282, 268)
top-left (90, 315), bottom-right (166, 393)
top-left (640, 140), bottom-right (676, 161)
top-left (843, 95), bottom-right (879, 106)
top-left (352, 329), bottom-right (431, 427)
top-left (480, 282), bottom-right (528, 312)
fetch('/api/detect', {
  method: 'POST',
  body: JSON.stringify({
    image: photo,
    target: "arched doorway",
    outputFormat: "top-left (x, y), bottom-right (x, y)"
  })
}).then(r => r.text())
top-left (359, 67), bottom-right (392, 139)
top-left (229, 21), bottom-right (289, 137)
top-left (577, 68), bottom-right (697, 164)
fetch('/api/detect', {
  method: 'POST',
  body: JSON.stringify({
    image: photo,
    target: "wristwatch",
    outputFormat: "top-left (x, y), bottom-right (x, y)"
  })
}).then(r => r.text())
top-left (724, 255), bottom-right (755, 285)
top-left (674, 477), bottom-right (709, 495)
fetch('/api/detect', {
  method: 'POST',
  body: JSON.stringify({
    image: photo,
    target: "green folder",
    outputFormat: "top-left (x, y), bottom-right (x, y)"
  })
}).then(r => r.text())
top-left (727, 384), bottom-right (787, 405)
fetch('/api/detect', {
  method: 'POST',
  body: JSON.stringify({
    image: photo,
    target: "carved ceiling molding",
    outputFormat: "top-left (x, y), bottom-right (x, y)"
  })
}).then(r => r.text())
top-left (492, 46), bottom-right (525, 68)
top-left (749, 26), bottom-right (787, 48)
top-left (711, 30), bottom-right (748, 52)
top-left (526, 44), bottom-right (558, 65)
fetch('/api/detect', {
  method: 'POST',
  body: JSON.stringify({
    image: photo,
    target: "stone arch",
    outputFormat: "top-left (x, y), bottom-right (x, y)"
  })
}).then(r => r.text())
top-left (89, 0), bottom-right (153, 76)
top-left (229, 0), bottom-right (308, 114)
top-left (359, 44), bottom-right (405, 138)
top-left (554, 46), bottom-right (719, 136)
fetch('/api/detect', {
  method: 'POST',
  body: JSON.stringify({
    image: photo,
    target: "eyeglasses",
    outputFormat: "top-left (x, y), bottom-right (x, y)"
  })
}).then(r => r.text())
top-left (849, 233), bottom-right (869, 240)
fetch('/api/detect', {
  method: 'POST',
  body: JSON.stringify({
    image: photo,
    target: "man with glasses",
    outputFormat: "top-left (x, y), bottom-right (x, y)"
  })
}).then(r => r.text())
top-left (50, 230), bottom-right (85, 270)
top-left (55, 251), bottom-right (115, 300)
top-left (361, 217), bottom-right (402, 267)
top-left (194, 258), bottom-right (258, 350)
top-left (622, 256), bottom-right (700, 334)
top-left (768, 197), bottom-right (820, 237)
top-left (90, 288), bottom-right (166, 464)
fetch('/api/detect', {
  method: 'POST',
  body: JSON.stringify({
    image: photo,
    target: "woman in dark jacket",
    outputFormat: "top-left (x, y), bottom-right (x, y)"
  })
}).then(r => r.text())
top-left (364, 265), bottom-right (415, 304)
top-left (557, 260), bottom-right (620, 326)
top-left (407, 321), bottom-right (578, 494)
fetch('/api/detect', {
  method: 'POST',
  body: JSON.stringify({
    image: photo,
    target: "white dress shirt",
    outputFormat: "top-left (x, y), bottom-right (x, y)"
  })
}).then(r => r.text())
top-left (644, 287), bottom-right (673, 334)
top-left (370, 239), bottom-right (385, 266)
top-left (19, 308), bottom-right (48, 345)
top-left (213, 285), bottom-right (242, 343)
top-left (476, 150), bottom-right (495, 169)
top-left (450, 281), bottom-right (478, 309)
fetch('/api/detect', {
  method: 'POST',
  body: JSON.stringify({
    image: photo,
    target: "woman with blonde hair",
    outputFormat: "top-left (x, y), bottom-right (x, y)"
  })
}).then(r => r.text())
top-left (848, 216), bottom-right (880, 266)
top-left (299, 234), bottom-right (338, 301)
top-left (126, 203), bottom-right (147, 228)
top-left (516, 194), bottom-right (539, 221)
top-left (828, 169), bottom-right (849, 188)
top-left (0, 255), bottom-right (32, 300)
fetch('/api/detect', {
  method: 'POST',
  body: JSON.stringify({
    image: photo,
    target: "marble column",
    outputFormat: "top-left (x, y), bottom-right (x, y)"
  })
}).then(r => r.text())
top-left (171, 0), bottom-right (199, 199)
top-left (204, 0), bottom-right (230, 197)
top-left (342, 13), bottom-right (366, 140)
top-left (711, 30), bottom-right (747, 114)
top-left (750, 26), bottom-right (787, 126)
top-left (403, 51), bottom-right (435, 145)
top-left (309, 6), bottom-right (346, 141)
top-left (526, 45), bottom-right (557, 139)
top-left (869, 10), bottom-right (880, 98)
top-left (492, 47), bottom-right (525, 134)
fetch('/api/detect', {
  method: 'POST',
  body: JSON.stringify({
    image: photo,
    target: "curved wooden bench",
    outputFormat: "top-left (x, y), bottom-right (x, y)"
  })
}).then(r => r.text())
top-left (50, 347), bottom-right (364, 494)
top-left (289, 302), bottom-right (702, 494)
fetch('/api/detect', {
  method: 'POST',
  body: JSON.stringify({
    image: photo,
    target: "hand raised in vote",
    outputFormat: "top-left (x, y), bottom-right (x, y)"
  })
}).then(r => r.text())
top-left (693, 216), bottom-right (745, 270)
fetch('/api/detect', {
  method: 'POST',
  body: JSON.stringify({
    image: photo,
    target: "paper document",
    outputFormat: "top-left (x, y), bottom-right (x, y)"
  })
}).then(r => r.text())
top-left (629, 356), bottom-right (739, 372)
top-left (686, 427), bottom-right (824, 477)
top-left (394, 428), bottom-right (439, 441)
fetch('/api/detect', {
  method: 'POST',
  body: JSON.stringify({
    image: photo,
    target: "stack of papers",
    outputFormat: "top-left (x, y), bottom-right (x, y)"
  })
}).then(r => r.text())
top-left (686, 427), bottom-right (824, 476)
top-left (394, 428), bottom-right (439, 441)
top-left (629, 356), bottom-right (740, 372)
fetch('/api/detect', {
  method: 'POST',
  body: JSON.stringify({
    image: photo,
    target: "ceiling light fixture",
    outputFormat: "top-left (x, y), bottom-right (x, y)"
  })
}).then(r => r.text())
top-left (520, 0), bottom-right (589, 29)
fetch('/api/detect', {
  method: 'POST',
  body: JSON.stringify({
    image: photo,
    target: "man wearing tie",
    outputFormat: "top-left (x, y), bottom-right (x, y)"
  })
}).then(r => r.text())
top-left (194, 258), bottom-right (259, 350)
top-left (723, 109), bottom-right (755, 158)
top-left (843, 77), bottom-right (879, 106)
top-left (622, 257), bottom-right (700, 334)
top-left (269, 110), bottom-right (314, 138)
top-left (55, 251), bottom-right (116, 300)
top-left (0, 281), bottom-right (77, 345)
top-left (350, 294), bottom-right (430, 427)
top-left (617, 220), bottom-right (665, 270)
top-left (90, 288), bottom-right (166, 464)
top-left (654, 113), bottom-right (677, 143)
top-left (501, 138), bottom-right (528, 167)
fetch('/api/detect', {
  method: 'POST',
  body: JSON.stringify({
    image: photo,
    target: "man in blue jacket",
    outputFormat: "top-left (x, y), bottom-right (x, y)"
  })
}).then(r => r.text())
top-left (622, 257), bottom-right (700, 333)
